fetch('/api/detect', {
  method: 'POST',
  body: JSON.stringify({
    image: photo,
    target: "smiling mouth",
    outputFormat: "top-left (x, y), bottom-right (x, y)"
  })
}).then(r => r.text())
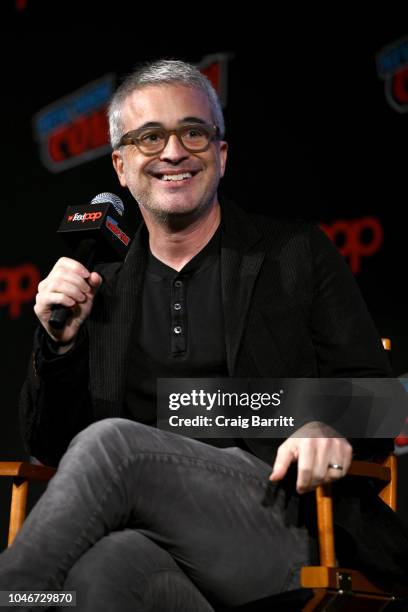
top-left (152, 171), bottom-right (199, 182)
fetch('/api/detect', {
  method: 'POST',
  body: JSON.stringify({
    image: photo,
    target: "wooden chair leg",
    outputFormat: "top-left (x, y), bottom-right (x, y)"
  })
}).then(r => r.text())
top-left (315, 483), bottom-right (336, 567)
top-left (8, 478), bottom-right (29, 547)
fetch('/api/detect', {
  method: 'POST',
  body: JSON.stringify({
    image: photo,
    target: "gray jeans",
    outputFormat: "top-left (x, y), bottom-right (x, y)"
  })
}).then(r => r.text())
top-left (0, 419), bottom-right (312, 610)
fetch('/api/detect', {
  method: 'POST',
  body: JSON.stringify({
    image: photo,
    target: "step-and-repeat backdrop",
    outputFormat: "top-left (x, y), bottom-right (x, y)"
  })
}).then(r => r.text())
top-left (1, 4), bottom-right (407, 548)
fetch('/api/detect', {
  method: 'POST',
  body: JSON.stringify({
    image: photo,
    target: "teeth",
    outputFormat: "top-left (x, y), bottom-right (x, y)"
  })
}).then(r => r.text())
top-left (161, 172), bottom-right (193, 181)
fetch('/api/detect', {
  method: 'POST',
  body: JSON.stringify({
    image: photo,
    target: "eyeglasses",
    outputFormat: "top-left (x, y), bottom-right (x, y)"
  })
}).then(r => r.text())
top-left (117, 123), bottom-right (220, 156)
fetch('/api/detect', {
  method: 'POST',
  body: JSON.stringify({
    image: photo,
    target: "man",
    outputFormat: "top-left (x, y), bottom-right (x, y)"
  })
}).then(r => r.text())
top-left (1, 60), bottom-right (407, 611)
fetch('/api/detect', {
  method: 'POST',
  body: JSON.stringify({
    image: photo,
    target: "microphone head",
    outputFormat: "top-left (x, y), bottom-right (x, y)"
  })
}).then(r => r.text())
top-left (91, 192), bottom-right (124, 216)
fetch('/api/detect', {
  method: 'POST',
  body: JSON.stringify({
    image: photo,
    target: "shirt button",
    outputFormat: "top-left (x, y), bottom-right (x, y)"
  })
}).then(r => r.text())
top-left (174, 303), bottom-right (181, 310)
top-left (174, 280), bottom-right (182, 287)
top-left (174, 326), bottom-right (182, 334)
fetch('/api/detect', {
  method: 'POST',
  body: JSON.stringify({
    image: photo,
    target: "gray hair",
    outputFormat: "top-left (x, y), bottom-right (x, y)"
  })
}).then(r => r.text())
top-left (108, 59), bottom-right (225, 149)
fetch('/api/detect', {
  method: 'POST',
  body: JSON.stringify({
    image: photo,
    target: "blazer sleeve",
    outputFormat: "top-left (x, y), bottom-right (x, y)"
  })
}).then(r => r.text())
top-left (307, 224), bottom-right (397, 458)
top-left (308, 223), bottom-right (392, 378)
top-left (19, 326), bottom-right (93, 466)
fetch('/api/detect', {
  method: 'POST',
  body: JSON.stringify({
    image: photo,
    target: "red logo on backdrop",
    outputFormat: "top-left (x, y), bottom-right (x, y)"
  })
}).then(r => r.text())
top-left (395, 417), bottom-right (408, 450)
top-left (33, 75), bottom-right (115, 173)
top-left (33, 54), bottom-right (233, 174)
top-left (390, 65), bottom-right (408, 109)
top-left (47, 109), bottom-right (109, 166)
top-left (0, 264), bottom-right (40, 319)
top-left (198, 52), bottom-right (234, 107)
top-left (15, 0), bottom-right (27, 10)
top-left (376, 36), bottom-right (408, 113)
top-left (320, 217), bottom-right (383, 274)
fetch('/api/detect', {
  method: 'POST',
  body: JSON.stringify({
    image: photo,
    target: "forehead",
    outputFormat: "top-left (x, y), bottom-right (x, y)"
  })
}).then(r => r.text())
top-left (121, 84), bottom-right (212, 130)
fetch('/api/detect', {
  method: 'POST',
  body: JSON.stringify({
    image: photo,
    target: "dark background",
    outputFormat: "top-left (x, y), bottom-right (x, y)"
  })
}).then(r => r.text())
top-left (1, 2), bottom-right (407, 550)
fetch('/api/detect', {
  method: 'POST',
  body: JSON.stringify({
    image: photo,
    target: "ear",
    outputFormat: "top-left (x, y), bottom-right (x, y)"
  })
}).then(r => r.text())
top-left (218, 141), bottom-right (228, 178)
top-left (112, 150), bottom-right (127, 187)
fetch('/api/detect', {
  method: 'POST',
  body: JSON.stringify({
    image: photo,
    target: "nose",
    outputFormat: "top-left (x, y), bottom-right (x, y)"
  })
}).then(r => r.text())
top-left (159, 134), bottom-right (189, 163)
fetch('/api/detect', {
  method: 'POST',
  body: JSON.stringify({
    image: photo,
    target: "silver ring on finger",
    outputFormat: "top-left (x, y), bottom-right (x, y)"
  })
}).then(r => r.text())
top-left (327, 463), bottom-right (343, 471)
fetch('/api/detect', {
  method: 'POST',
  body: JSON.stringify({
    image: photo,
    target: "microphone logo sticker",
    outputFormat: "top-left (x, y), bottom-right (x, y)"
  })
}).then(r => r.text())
top-left (67, 211), bottom-right (103, 223)
top-left (106, 217), bottom-right (130, 246)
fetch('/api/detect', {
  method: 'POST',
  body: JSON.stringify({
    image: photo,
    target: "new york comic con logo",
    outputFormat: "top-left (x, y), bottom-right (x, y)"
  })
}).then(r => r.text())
top-left (376, 36), bottom-right (408, 112)
top-left (33, 75), bottom-right (115, 173)
top-left (32, 54), bottom-right (232, 174)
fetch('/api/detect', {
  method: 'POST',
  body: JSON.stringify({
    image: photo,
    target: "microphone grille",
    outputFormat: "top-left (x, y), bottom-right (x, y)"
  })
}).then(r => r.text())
top-left (91, 192), bottom-right (124, 216)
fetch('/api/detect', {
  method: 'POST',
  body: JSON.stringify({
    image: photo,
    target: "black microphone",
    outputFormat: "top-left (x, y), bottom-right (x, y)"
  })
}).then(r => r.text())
top-left (48, 192), bottom-right (131, 330)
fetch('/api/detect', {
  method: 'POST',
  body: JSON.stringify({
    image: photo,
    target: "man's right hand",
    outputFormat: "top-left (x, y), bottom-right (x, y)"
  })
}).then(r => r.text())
top-left (34, 257), bottom-right (102, 348)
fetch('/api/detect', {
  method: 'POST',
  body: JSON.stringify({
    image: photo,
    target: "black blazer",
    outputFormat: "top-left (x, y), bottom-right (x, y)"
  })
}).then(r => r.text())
top-left (20, 198), bottom-right (393, 462)
top-left (19, 199), bottom-right (408, 580)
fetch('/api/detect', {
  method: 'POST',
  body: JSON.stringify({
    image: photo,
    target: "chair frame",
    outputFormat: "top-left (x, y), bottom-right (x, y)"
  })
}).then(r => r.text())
top-left (300, 454), bottom-right (408, 610)
top-left (0, 461), bottom-right (56, 547)
top-left (1, 455), bottom-right (407, 610)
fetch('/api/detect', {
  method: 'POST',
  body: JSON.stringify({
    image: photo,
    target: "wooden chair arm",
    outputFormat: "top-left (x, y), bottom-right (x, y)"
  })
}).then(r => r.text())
top-left (315, 455), bottom-right (397, 568)
top-left (0, 461), bottom-right (57, 481)
top-left (347, 459), bottom-right (391, 481)
top-left (0, 461), bottom-right (56, 546)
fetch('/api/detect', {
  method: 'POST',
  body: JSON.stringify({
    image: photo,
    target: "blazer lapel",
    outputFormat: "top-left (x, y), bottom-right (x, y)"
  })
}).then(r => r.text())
top-left (221, 201), bottom-right (265, 375)
top-left (90, 200), bottom-right (265, 407)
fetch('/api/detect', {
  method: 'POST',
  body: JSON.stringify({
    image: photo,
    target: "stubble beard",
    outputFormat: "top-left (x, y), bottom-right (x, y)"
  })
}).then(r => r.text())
top-left (131, 182), bottom-right (219, 229)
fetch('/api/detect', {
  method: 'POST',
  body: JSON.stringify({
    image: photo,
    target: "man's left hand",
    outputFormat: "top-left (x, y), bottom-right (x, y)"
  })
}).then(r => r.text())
top-left (269, 421), bottom-right (353, 494)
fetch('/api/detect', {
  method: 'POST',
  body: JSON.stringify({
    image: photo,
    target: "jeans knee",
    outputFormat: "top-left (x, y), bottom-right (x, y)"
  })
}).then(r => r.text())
top-left (64, 419), bottom-right (163, 472)
top-left (63, 530), bottom-right (175, 608)
top-left (70, 418), bottom-right (145, 449)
